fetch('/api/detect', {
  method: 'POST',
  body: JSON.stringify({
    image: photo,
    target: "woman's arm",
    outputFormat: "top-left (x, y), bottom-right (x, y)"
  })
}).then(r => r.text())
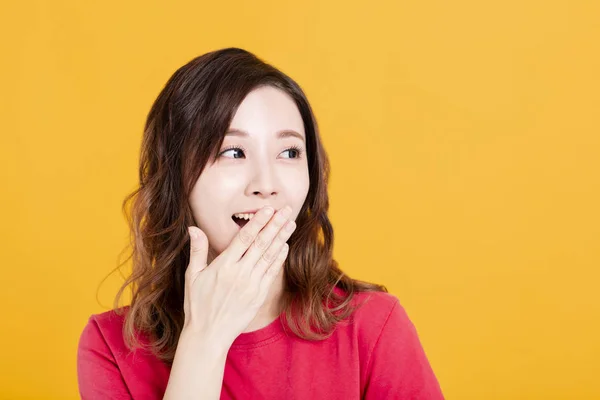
top-left (162, 328), bottom-right (231, 400)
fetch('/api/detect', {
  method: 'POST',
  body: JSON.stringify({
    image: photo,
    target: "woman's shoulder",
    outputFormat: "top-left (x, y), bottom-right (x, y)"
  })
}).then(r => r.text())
top-left (335, 286), bottom-right (401, 322)
top-left (333, 288), bottom-right (445, 398)
top-left (78, 306), bottom-right (134, 355)
top-left (349, 288), bottom-right (400, 310)
top-left (84, 306), bottom-right (129, 333)
top-left (89, 305), bottom-right (129, 324)
top-left (333, 287), bottom-right (408, 339)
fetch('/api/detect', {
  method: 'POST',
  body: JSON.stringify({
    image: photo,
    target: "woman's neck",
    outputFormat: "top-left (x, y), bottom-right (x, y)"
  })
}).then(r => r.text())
top-left (242, 272), bottom-right (285, 332)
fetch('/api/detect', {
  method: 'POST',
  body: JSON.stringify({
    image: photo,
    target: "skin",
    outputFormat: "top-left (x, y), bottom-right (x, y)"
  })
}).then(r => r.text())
top-left (188, 85), bottom-right (310, 332)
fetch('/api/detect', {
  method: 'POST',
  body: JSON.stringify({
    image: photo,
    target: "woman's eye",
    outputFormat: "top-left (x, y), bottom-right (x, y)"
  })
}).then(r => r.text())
top-left (282, 148), bottom-right (301, 159)
top-left (221, 148), bottom-right (245, 159)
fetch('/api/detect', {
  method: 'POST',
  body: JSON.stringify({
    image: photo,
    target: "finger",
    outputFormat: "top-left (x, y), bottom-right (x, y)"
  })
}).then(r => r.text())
top-left (250, 217), bottom-right (295, 279)
top-left (226, 206), bottom-right (275, 261)
top-left (243, 205), bottom-right (292, 267)
top-left (187, 226), bottom-right (208, 274)
top-left (258, 243), bottom-right (289, 294)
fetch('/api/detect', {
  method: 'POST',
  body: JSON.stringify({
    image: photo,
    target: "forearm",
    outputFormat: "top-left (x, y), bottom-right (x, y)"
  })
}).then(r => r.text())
top-left (163, 328), bottom-right (231, 400)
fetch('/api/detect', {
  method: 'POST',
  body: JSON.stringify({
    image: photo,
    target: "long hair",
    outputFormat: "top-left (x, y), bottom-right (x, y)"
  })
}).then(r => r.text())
top-left (110, 47), bottom-right (387, 363)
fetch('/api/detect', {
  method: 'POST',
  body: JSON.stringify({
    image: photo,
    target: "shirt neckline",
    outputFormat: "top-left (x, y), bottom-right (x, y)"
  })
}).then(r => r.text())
top-left (224, 286), bottom-right (348, 350)
top-left (229, 313), bottom-right (286, 350)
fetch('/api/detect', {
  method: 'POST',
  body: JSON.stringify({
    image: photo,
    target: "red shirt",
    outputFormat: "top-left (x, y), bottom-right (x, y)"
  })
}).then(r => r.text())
top-left (77, 290), bottom-right (444, 399)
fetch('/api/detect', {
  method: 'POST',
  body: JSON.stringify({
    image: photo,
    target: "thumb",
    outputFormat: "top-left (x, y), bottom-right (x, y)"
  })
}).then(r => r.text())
top-left (188, 226), bottom-right (208, 273)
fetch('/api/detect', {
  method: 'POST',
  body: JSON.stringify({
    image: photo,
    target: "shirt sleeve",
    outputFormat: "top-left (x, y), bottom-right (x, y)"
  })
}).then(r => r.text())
top-left (363, 299), bottom-right (445, 399)
top-left (77, 316), bottom-right (133, 400)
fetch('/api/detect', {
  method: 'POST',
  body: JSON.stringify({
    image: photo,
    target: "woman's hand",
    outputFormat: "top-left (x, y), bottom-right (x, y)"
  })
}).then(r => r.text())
top-left (183, 205), bottom-right (296, 346)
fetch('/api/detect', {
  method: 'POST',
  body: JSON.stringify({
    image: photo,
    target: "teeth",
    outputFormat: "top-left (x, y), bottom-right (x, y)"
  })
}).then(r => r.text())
top-left (233, 213), bottom-right (255, 220)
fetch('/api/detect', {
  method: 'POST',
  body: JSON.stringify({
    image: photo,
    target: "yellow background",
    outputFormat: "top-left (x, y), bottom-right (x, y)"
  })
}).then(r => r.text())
top-left (1, 1), bottom-right (599, 399)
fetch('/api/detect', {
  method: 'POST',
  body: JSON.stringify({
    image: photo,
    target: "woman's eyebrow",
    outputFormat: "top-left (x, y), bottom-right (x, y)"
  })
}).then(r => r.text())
top-left (225, 128), bottom-right (305, 143)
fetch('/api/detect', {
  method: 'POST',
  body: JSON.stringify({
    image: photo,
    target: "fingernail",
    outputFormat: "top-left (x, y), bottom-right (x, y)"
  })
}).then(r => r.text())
top-left (188, 227), bottom-right (197, 239)
top-left (263, 206), bottom-right (274, 216)
top-left (286, 220), bottom-right (296, 232)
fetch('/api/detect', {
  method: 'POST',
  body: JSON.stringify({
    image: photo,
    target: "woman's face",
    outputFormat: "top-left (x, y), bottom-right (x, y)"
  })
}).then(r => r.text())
top-left (189, 85), bottom-right (310, 261)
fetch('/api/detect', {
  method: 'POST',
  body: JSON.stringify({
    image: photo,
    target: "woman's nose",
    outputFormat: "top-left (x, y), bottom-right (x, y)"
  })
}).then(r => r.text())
top-left (248, 163), bottom-right (278, 197)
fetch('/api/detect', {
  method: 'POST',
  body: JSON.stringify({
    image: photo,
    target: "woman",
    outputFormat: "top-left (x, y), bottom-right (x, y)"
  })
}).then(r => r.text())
top-left (77, 47), bottom-right (444, 399)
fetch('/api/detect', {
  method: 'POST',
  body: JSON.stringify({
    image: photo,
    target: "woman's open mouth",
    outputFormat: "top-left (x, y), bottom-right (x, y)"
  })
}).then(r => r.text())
top-left (231, 212), bottom-right (256, 229)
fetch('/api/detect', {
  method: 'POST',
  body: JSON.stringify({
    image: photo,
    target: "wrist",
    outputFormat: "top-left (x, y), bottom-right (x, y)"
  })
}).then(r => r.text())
top-left (178, 326), bottom-right (232, 357)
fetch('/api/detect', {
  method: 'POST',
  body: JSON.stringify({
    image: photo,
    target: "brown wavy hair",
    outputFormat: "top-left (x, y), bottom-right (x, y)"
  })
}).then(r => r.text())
top-left (106, 47), bottom-right (387, 363)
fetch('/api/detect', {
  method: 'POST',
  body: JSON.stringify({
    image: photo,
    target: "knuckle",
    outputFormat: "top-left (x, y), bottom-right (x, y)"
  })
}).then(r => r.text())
top-left (280, 224), bottom-right (293, 238)
top-left (266, 262), bottom-right (282, 278)
top-left (238, 229), bottom-right (254, 246)
top-left (190, 245), bottom-right (202, 254)
top-left (254, 234), bottom-right (269, 251)
top-left (261, 249), bottom-right (277, 264)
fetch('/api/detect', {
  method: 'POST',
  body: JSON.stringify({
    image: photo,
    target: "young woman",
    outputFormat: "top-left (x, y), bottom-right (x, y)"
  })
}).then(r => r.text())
top-left (77, 47), bottom-right (444, 399)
